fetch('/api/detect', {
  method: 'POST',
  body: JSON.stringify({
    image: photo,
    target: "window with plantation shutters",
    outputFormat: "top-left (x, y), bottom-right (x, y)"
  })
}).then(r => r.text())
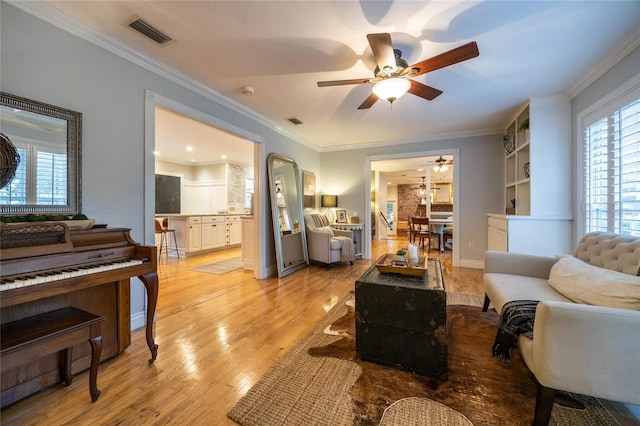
top-left (582, 83), bottom-right (640, 237)
top-left (36, 149), bottom-right (67, 205)
top-left (0, 141), bottom-right (67, 206)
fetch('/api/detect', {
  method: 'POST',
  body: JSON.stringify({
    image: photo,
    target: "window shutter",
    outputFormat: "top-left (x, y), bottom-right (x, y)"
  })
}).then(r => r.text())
top-left (583, 87), bottom-right (640, 236)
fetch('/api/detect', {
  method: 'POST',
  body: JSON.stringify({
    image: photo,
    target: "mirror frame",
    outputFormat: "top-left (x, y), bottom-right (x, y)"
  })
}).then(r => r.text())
top-left (432, 182), bottom-right (453, 204)
top-left (0, 92), bottom-right (82, 216)
top-left (267, 153), bottom-right (308, 277)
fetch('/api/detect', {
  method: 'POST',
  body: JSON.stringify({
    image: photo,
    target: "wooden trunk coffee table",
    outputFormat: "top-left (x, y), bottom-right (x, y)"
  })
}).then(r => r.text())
top-left (355, 257), bottom-right (447, 379)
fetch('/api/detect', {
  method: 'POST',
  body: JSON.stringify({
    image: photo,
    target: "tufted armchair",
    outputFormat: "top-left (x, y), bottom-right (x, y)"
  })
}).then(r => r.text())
top-left (304, 213), bottom-right (355, 269)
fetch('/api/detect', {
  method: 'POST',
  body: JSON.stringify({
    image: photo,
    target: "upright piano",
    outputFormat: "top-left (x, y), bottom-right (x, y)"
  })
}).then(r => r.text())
top-left (0, 222), bottom-right (158, 407)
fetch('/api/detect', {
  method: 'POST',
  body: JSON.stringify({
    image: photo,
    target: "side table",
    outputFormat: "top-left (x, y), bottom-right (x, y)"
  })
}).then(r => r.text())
top-left (331, 223), bottom-right (364, 258)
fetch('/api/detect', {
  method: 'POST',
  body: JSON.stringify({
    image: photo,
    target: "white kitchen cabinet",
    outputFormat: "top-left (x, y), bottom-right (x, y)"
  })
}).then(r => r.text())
top-left (187, 216), bottom-right (202, 252)
top-left (168, 214), bottom-right (242, 257)
top-left (241, 216), bottom-right (254, 270)
top-left (227, 215), bottom-right (241, 245)
top-left (202, 215), bottom-right (226, 250)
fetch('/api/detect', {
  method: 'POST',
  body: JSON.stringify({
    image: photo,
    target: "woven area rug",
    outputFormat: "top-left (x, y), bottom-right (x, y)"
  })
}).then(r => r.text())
top-left (191, 257), bottom-right (243, 274)
top-left (228, 292), bottom-right (620, 426)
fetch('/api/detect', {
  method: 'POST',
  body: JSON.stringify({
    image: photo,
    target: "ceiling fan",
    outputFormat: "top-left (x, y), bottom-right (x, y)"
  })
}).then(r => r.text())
top-left (432, 156), bottom-right (453, 172)
top-left (317, 33), bottom-right (479, 110)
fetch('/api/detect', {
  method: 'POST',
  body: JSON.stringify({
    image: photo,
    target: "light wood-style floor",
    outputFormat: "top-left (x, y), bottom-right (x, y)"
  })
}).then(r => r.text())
top-left (1, 238), bottom-right (483, 425)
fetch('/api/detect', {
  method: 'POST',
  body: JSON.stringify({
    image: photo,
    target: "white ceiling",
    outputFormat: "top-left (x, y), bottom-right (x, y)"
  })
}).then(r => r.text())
top-left (29, 0), bottom-right (638, 155)
top-left (154, 106), bottom-right (254, 166)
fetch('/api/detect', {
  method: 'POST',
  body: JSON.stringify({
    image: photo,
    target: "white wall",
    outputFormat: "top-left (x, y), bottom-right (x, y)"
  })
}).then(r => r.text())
top-left (320, 134), bottom-right (504, 264)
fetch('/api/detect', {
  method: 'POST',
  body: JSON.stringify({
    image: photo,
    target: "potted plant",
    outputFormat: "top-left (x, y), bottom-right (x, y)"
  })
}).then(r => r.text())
top-left (394, 249), bottom-right (406, 264)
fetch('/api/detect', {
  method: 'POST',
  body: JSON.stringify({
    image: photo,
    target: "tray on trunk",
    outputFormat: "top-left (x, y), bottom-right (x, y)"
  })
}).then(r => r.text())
top-left (375, 254), bottom-right (427, 277)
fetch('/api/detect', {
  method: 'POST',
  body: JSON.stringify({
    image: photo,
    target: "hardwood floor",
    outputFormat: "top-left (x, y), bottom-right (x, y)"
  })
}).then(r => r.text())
top-left (0, 239), bottom-right (483, 425)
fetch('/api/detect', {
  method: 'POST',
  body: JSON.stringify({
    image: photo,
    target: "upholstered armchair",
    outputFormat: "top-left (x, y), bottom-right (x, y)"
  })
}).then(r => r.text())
top-left (304, 213), bottom-right (355, 269)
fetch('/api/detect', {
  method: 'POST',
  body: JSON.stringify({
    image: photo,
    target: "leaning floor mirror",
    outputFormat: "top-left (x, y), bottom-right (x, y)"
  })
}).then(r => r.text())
top-left (267, 153), bottom-right (308, 277)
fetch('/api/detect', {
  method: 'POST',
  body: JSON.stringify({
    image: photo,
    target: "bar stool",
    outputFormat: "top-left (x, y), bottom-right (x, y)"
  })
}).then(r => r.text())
top-left (155, 219), bottom-right (179, 258)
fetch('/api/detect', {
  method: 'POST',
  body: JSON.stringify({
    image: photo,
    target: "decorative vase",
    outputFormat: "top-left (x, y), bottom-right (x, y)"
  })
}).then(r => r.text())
top-left (503, 134), bottom-right (515, 154)
top-left (523, 162), bottom-right (530, 178)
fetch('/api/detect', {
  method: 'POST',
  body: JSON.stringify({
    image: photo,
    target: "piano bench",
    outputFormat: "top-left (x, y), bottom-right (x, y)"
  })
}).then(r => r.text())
top-left (0, 307), bottom-right (105, 403)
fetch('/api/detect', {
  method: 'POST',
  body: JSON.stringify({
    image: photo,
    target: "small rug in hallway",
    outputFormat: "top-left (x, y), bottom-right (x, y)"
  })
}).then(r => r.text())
top-left (191, 257), bottom-right (243, 275)
top-left (228, 292), bottom-right (620, 426)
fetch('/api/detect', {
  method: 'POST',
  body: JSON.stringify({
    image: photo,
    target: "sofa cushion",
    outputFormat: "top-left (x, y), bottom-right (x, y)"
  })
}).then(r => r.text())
top-left (484, 273), bottom-right (571, 313)
top-left (548, 255), bottom-right (640, 310)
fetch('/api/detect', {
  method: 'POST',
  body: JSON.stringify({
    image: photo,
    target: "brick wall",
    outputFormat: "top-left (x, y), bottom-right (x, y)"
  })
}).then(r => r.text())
top-left (398, 184), bottom-right (426, 221)
top-left (397, 184), bottom-right (453, 221)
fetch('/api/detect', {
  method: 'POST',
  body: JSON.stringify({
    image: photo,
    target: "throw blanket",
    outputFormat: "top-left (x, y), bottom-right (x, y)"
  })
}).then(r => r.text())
top-left (491, 300), bottom-right (539, 363)
top-left (334, 235), bottom-right (356, 262)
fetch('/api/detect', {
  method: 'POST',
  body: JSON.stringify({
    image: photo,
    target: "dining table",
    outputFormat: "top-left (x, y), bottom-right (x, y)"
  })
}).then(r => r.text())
top-left (430, 218), bottom-right (453, 252)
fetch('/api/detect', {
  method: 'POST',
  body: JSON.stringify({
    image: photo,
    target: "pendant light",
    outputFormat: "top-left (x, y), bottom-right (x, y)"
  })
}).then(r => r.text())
top-left (419, 176), bottom-right (427, 196)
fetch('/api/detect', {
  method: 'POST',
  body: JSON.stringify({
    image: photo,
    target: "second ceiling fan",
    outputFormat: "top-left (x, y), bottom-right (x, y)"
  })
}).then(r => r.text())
top-left (317, 33), bottom-right (479, 110)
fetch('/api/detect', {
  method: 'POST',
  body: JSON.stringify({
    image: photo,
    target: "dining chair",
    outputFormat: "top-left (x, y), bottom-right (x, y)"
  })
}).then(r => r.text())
top-left (410, 216), bottom-right (432, 250)
top-left (155, 219), bottom-right (179, 258)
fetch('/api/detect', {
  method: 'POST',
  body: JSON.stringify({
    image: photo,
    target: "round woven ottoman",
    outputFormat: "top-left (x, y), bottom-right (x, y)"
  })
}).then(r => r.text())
top-left (379, 397), bottom-right (473, 426)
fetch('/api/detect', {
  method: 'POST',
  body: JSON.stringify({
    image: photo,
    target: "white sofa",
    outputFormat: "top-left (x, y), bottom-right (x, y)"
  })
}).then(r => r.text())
top-left (483, 232), bottom-right (640, 425)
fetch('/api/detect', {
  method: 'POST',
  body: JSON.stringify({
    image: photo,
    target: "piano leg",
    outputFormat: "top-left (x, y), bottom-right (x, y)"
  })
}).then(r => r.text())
top-left (89, 334), bottom-right (102, 402)
top-left (138, 272), bottom-right (159, 364)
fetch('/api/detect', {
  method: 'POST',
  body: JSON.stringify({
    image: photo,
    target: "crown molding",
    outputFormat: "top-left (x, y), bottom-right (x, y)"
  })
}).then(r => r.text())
top-left (317, 127), bottom-right (504, 152)
top-left (566, 25), bottom-right (640, 99)
top-left (7, 0), bottom-right (322, 152)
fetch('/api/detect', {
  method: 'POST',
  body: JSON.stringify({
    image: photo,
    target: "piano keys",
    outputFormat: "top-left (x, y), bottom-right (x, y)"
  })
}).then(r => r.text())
top-left (0, 221), bottom-right (158, 408)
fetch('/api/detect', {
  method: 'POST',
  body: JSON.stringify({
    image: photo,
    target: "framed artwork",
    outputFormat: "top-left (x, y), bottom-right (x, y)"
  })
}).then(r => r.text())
top-left (335, 209), bottom-right (348, 223)
top-left (303, 171), bottom-right (315, 209)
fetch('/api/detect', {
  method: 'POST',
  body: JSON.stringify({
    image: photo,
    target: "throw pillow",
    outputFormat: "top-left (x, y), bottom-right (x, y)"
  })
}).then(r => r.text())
top-left (548, 255), bottom-right (640, 310)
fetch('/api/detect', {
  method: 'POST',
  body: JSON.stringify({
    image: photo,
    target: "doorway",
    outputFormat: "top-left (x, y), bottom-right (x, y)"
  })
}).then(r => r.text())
top-left (367, 149), bottom-right (460, 267)
top-left (144, 90), bottom-right (267, 278)
top-left (386, 200), bottom-right (397, 236)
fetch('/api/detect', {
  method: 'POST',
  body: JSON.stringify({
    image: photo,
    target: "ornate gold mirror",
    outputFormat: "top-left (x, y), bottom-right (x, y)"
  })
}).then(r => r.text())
top-left (0, 92), bottom-right (81, 215)
top-left (432, 182), bottom-right (453, 204)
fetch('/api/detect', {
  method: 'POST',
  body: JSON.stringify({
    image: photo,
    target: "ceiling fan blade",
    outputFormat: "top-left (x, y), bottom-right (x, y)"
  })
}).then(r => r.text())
top-left (367, 33), bottom-right (396, 74)
top-left (357, 93), bottom-right (378, 110)
top-left (409, 41), bottom-right (479, 77)
top-left (408, 80), bottom-right (443, 100)
top-left (317, 78), bottom-right (372, 87)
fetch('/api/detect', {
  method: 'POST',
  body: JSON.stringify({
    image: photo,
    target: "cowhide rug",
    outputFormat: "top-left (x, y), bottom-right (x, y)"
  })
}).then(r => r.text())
top-left (309, 303), bottom-right (590, 426)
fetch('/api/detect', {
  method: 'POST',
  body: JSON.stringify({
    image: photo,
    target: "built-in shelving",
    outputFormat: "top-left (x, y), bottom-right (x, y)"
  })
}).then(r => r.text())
top-left (504, 105), bottom-right (531, 215)
top-left (489, 96), bottom-right (573, 256)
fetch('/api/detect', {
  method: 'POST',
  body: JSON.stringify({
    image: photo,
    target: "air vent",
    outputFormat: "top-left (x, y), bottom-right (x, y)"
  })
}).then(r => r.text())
top-left (129, 18), bottom-right (172, 45)
top-left (287, 117), bottom-right (303, 125)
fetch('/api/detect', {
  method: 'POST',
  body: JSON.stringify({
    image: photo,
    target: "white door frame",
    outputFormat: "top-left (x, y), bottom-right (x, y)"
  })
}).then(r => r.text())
top-left (144, 90), bottom-right (268, 278)
top-left (365, 148), bottom-right (460, 267)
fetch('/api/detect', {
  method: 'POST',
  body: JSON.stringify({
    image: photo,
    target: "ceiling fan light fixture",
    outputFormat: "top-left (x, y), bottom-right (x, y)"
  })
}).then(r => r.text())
top-left (372, 78), bottom-right (411, 103)
top-left (434, 156), bottom-right (449, 172)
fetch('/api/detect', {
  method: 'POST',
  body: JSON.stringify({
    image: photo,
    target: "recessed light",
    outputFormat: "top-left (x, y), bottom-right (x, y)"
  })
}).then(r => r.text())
top-left (221, 155), bottom-right (227, 159)
top-left (186, 146), bottom-right (193, 152)
top-left (153, 151), bottom-right (159, 156)
top-left (190, 159), bottom-right (195, 162)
